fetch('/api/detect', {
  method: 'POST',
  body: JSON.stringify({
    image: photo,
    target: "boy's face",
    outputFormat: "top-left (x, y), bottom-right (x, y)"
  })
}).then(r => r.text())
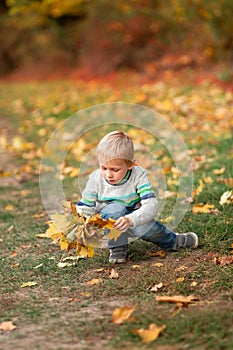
top-left (100, 158), bottom-right (132, 185)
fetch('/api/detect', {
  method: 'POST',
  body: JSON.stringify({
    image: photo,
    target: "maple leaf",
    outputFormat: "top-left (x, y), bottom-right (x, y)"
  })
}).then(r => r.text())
top-left (112, 306), bottom-right (136, 324)
top-left (105, 228), bottom-right (122, 242)
top-left (40, 203), bottom-right (123, 259)
top-left (133, 323), bottom-right (166, 343)
top-left (0, 321), bottom-right (17, 331)
top-left (192, 203), bottom-right (215, 214)
top-left (76, 243), bottom-right (94, 258)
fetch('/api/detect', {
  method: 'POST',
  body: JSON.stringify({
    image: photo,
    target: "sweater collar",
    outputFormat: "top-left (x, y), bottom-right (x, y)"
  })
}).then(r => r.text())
top-left (106, 169), bottom-right (132, 186)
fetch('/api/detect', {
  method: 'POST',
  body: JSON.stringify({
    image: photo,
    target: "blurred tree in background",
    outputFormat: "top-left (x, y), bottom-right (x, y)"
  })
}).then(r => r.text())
top-left (0, 0), bottom-right (232, 77)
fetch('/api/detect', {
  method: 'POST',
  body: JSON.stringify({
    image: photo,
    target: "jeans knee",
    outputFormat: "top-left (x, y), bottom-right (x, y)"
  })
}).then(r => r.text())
top-left (101, 202), bottom-right (127, 220)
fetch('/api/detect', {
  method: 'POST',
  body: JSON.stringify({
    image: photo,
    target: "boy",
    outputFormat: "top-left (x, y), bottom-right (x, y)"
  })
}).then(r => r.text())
top-left (76, 131), bottom-right (198, 263)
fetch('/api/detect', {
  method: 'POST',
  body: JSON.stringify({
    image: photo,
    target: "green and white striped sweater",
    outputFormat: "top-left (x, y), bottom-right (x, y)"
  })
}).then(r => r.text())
top-left (76, 166), bottom-right (158, 227)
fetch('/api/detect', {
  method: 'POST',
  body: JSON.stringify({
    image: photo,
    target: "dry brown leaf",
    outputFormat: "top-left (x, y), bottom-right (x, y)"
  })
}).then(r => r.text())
top-left (133, 323), bottom-right (166, 343)
top-left (175, 265), bottom-right (188, 272)
top-left (112, 306), bottom-right (135, 324)
top-left (109, 268), bottom-right (119, 279)
top-left (214, 255), bottom-right (233, 266)
top-left (0, 321), bottom-right (17, 331)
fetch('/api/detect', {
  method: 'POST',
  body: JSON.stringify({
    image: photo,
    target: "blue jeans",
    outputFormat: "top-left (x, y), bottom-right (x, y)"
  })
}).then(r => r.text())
top-left (100, 202), bottom-right (176, 250)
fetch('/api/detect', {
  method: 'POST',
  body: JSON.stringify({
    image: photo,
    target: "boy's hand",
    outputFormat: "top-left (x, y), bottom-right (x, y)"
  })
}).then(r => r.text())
top-left (114, 217), bottom-right (133, 232)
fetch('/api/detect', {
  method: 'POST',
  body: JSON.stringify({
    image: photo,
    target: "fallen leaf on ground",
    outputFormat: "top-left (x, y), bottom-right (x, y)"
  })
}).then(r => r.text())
top-left (176, 277), bottom-right (185, 283)
top-left (5, 205), bottom-right (14, 211)
top-left (192, 203), bottom-right (215, 214)
top-left (191, 282), bottom-right (198, 287)
top-left (214, 255), bottom-right (233, 266)
top-left (133, 323), bottom-right (166, 343)
top-left (109, 268), bottom-right (119, 279)
top-left (147, 250), bottom-right (166, 257)
top-left (86, 278), bottom-right (103, 286)
top-left (175, 265), bottom-right (188, 272)
top-left (213, 167), bottom-right (225, 175)
top-left (149, 282), bottom-right (163, 292)
top-left (219, 190), bottom-right (233, 205)
top-left (131, 264), bottom-right (142, 269)
top-left (156, 295), bottom-right (198, 307)
top-left (0, 321), bottom-right (17, 331)
top-left (112, 306), bottom-right (135, 324)
top-left (192, 179), bottom-right (204, 199)
top-left (151, 262), bottom-right (164, 267)
top-left (21, 281), bottom-right (37, 288)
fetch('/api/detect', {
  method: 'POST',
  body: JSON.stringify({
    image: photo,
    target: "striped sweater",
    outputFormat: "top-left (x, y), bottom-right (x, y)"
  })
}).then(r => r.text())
top-left (76, 166), bottom-right (158, 227)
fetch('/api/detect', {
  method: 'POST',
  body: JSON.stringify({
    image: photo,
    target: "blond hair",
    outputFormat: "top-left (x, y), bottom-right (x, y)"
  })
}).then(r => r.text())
top-left (96, 131), bottom-right (134, 164)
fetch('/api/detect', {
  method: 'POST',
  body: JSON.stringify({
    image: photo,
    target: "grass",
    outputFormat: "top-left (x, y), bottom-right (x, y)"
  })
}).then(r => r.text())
top-left (0, 78), bottom-right (233, 349)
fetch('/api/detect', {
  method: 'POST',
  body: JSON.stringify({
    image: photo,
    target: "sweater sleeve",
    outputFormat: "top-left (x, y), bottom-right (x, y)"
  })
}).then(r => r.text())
top-left (125, 169), bottom-right (158, 227)
top-left (76, 171), bottom-right (98, 216)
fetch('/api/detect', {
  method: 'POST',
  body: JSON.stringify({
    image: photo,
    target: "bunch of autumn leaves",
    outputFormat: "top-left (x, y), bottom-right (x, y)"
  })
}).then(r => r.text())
top-left (41, 200), bottom-right (123, 258)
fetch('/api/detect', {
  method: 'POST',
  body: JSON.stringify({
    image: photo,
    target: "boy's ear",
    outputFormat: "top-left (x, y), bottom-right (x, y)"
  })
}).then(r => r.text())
top-left (128, 160), bottom-right (137, 169)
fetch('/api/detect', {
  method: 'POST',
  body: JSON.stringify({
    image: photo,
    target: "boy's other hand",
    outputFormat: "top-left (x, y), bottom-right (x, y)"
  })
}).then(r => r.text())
top-left (114, 216), bottom-right (133, 232)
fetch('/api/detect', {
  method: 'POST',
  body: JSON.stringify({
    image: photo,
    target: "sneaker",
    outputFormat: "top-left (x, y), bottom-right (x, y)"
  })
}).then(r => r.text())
top-left (173, 232), bottom-right (198, 249)
top-left (109, 245), bottom-right (128, 263)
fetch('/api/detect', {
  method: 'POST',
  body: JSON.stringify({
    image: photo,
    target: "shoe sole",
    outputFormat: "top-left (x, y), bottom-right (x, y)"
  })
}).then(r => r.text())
top-left (109, 258), bottom-right (127, 263)
top-left (191, 232), bottom-right (198, 248)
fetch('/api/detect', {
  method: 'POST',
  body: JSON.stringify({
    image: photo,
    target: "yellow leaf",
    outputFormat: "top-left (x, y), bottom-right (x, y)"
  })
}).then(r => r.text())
top-left (192, 203), bottom-right (215, 214)
top-left (204, 176), bottom-right (213, 184)
top-left (147, 250), bottom-right (166, 257)
top-left (5, 205), bottom-right (14, 211)
top-left (192, 180), bottom-right (204, 199)
top-left (151, 263), bottom-right (164, 267)
top-left (50, 213), bottom-right (70, 231)
top-left (21, 281), bottom-right (37, 288)
top-left (131, 264), bottom-right (142, 269)
top-left (59, 234), bottom-right (69, 250)
top-left (213, 166), bottom-right (225, 175)
top-left (176, 277), bottom-right (185, 283)
top-left (112, 306), bottom-right (135, 324)
top-left (156, 295), bottom-right (198, 306)
top-left (76, 244), bottom-right (94, 258)
top-left (86, 278), bottom-right (103, 286)
top-left (191, 282), bottom-right (198, 287)
top-left (0, 321), bottom-right (17, 331)
top-left (133, 323), bottom-right (166, 343)
top-left (219, 190), bottom-right (233, 205)
top-left (105, 228), bottom-right (122, 242)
